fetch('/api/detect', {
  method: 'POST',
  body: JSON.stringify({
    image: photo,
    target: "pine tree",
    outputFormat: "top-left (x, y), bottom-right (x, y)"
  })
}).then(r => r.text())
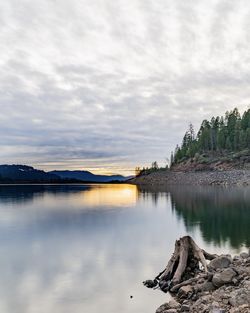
top-left (173, 107), bottom-right (250, 164)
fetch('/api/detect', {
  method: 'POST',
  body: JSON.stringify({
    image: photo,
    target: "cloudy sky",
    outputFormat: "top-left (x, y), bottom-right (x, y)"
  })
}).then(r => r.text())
top-left (0, 0), bottom-right (250, 175)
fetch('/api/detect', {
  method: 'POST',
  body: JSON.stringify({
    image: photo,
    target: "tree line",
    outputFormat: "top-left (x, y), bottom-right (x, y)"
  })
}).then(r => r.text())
top-left (135, 161), bottom-right (168, 176)
top-left (135, 107), bottom-right (250, 175)
top-left (172, 108), bottom-right (250, 165)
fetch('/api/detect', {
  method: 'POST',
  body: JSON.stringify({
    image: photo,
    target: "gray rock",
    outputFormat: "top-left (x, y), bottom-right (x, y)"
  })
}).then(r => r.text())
top-left (212, 268), bottom-right (237, 287)
top-left (168, 300), bottom-right (180, 309)
top-left (201, 281), bottom-right (216, 292)
top-left (240, 252), bottom-right (249, 259)
top-left (181, 304), bottom-right (190, 311)
top-left (156, 303), bottom-right (170, 313)
top-left (156, 308), bottom-right (177, 313)
top-left (229, 288), bottom-right (250, 307)
top-left (209, 256), bottom-right (232, 270)
top-left (156, 301), bottom-right (180, 313)
top-left (178, 285), bottom-right (193, 299)
top-left (233, 255), bottom-right (240, 261)
top-left (229, 305), bottom-right (250, 313)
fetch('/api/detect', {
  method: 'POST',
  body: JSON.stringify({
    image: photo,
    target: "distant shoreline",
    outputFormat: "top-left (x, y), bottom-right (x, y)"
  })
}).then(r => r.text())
top-left (130, 169), bottom-right (250, 186)
top-left (0, 181), bottom-right (126, 186)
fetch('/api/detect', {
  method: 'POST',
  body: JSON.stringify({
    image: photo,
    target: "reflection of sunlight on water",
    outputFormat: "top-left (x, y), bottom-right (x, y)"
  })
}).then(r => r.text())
top-left (74, 184), bottom-right (138, 207)
top-left (0, 185), bottom-right (249, 313)
top-left (0, 185), bottom-right (138, 226)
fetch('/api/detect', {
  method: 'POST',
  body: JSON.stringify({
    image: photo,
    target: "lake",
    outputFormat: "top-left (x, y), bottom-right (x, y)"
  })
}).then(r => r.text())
top-left (0, 184), bottom-right (249, 313)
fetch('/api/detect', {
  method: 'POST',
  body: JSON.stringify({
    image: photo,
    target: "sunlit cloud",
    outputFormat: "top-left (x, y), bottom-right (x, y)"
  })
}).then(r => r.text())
top-left (0, 0), bottom-right (250, 174)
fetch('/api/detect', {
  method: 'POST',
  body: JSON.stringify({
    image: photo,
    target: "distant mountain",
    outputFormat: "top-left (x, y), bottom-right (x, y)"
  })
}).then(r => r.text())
top-left (0, 165), bottom-right (61, 182)
top-left (49, 170), bottom-right (129, 182)
top-left (0, 164), bottom-right (131, 184)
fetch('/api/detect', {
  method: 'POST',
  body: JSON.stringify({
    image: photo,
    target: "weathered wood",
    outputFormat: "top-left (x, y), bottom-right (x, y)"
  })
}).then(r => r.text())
top-left (172, 236), bottom-right (189, 285)
top-left (160, 240), bottom-right (180, 281)
top-left (143, 236), bottom-right (215, 293)
top-left (170, 273), bottom-right (208, 293)
top-left (202, 250), bottom-right (218, 260)
top-left (189, 237), bottom-right (208, 272)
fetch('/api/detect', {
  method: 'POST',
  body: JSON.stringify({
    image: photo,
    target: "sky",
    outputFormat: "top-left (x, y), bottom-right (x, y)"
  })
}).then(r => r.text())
top-left (0, 0), bottom-right (250, 175)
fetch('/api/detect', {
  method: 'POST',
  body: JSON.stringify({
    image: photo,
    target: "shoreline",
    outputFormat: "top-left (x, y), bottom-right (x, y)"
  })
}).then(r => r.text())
top-left (155, 251), bottom-right (250, 313)
top-left (130, 169), bottom-right (250, 186)
top-left (144, 236), bottom-right (250, 313)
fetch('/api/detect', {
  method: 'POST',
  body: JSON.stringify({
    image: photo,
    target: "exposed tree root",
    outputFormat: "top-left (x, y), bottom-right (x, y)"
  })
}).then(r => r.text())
top-left (143, 236), bottom-right (217, 293)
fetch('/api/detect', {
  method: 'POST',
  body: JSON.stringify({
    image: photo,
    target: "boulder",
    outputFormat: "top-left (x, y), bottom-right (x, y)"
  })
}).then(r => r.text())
top-left (201, 281), bottom-right (216, 292)
top-left (209, 256), bottom-right (232, 270)
top-left (212, 268), bottom-right (237, 287)
top-left (240, 252), bottom-right (249, 259)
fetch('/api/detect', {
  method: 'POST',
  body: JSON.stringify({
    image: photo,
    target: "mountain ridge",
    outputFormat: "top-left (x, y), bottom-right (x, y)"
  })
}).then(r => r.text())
top-left (49, 170), bottom-right (130, 182)
top-left (0, 164), bottom-right (130, 183)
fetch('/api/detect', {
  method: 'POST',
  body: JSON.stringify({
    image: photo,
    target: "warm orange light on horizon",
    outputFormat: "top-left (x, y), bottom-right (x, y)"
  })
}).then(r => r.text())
top-left (73, 184), bottom-right (138, 207)
top-left (35, 163), bottom-right (135, 176)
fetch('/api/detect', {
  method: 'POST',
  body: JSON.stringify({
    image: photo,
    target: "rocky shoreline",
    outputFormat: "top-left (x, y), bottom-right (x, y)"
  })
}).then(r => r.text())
top-left (144, 237), bottom-right (250, 313)
top-left (130, 169), bottom-right (250, 186)
top-left (155, 251), bottom-right (250, 313)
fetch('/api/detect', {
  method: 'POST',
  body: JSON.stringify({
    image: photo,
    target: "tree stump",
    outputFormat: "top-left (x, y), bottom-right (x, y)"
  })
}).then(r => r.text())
top-left (143, 236), bottom-right (217, 293)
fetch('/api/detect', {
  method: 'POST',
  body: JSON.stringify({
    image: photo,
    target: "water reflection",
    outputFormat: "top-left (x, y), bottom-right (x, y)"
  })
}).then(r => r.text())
top-left (0, 184), bottom-right (137, 207)
top-left (0, 184), bottom-right (249, 313)
top-left (0, 184), bottom-right (169, 313)
top-left (0, 185), bottom-right (91, 205)
top-left (138, 185), bottom-right (250, 249)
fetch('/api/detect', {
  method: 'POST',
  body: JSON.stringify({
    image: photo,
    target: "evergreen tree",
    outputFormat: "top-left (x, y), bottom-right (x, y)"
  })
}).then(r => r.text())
top-left (173, 107), bottom-right (250, 164)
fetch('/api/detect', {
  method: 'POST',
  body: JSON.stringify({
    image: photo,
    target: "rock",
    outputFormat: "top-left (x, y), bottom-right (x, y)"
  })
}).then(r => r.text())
top-left (156, 303), bottom-right (169, 313)
top-left (233, 255), bottom-right (240, 262)
top-left (232, 278), bottom-right (238, 285)
top-left (181, 304), bottom-right (190, 311)
top-left (143, 279), bottom-right (158, 288)
top-left (149, 247), bottom-right (250, 313)
top-left (230, 304), bottom-right (250, 313)
top-left (156, 306), bottom-right (178, 313)
top-left (178, 285), bottom-right (193, 299)
top-left (240, 252), bottom-right (249, 259)
top-left (201, 281), bottom-right (216, 292)
top-left (168, 300), bottom-right (181, 309)
top-left (229, 281), bottom-right (250, 307)
top-left (212, 268), bottom-right (237, 287)
top-left (209, 256), bottom-right (232, 270)
top-left (156, 302), bottom-right (179, 313)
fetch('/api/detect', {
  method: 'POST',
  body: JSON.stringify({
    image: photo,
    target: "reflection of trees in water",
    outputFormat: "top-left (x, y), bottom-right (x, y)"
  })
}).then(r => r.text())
top-left (0, 185), bottom-right (91, 205)
top-left (137, 185), bottom-right (250, 249)
top-left (138, 188), bottom-right (170, 206)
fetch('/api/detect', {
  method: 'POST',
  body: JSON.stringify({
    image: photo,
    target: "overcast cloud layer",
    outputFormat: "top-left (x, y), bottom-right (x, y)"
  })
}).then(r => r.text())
top-left (0, 0), bottom-right (250, 174)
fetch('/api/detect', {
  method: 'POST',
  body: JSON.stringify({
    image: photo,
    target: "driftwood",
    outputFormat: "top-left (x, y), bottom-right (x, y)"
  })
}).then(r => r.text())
top-left (143, 236), bottom-right (217, 293)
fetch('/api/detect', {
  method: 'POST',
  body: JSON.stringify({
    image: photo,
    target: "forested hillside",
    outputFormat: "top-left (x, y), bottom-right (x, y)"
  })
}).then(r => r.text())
top-left (172, 108), bottom-right (250, 165)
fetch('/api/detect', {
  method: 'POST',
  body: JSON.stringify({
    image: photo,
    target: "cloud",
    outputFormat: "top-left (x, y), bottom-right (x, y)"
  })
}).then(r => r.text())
top-left (0, 0), bottom-right (250, 173)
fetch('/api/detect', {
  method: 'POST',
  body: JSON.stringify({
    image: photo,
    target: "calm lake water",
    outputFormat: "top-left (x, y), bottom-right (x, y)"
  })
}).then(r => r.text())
top-left (0, 184), bottom-right (249, 313)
